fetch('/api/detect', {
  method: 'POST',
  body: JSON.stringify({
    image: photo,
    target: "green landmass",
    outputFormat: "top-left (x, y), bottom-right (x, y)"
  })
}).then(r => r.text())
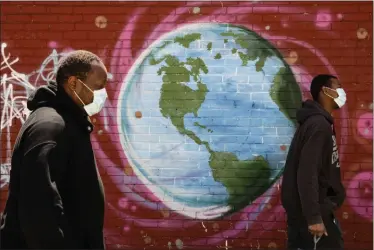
top-left (209, 153), bottom-right (272, 209)
top-left (238, 52), bottom-right (249, 66)
top-left (221, 30), bottom-right (273, 71)
top-left (231, 48), bottom-right (237, 54)
top-left (158, 41), bottom-right (172, 50)
top-left (214, 53), bottom-right (222, 59)
top-left (207, 42), bottom-right (212, 51)
top-left (224, 39), bottom-right (228, 43)
top-left (270, 67), bottom-right (301, 122)
top-left (221, 27), bottom-right (302, 122)
top-left (194, 122), bottom-right (213, 133)
top-left (150, 51), bottom-right (209, 147)
top-left (174, 33), bottom-right (201, 48)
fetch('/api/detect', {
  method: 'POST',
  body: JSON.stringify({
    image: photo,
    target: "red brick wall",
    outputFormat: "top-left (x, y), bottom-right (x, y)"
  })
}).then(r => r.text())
top-left (1, 1), bottom-right (373, 249)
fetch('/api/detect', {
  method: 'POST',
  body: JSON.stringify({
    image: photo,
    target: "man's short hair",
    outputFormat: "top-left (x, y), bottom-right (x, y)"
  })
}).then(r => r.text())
top-left (310, 74), bottom-right (337, 101)
top-left (56, 50), bottom-right (101, 85)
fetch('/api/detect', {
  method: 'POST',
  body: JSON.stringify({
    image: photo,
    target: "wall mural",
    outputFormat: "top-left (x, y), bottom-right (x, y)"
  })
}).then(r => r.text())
top-left (1, 1), bottom-right (372, 249)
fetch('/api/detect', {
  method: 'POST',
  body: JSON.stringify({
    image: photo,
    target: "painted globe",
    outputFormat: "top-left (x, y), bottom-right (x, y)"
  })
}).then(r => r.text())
top-left (118, 23), bottom-right (302, 219)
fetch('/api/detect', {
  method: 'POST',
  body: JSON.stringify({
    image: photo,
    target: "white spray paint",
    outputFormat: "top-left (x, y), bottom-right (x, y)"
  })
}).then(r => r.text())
top-left (175, 239), bottom-right (183, 249)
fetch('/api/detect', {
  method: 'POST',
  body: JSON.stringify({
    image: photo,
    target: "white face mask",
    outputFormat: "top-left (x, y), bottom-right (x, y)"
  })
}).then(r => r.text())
top-left (74, 80), bottom-right (108, 116)
top-left (324, 87), bottom-right (347, 108)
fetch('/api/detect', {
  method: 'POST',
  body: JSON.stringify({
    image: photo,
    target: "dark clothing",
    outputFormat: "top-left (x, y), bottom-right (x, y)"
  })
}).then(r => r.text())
top-left (287, 212), bottom-right (343, 250)
top-left (0, 81), bottom-right (105, 249)
top-left (281, 100), bottom-right (346, 249)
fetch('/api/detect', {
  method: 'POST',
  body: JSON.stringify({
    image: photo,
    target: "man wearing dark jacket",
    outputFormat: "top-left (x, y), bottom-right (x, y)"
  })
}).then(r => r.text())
top-left (0, 50), bottom-right (108, 249)
top-left (281, 74), bottom-right (346, 250)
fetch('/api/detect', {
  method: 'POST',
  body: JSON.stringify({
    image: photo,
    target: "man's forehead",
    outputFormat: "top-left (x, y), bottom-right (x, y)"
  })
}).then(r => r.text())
top-left (90, 61), bottom-right (107, 73)
top-left (89, 63), bottom-right (107, 79)
top-left (331, 78), bottom-right (340, 85)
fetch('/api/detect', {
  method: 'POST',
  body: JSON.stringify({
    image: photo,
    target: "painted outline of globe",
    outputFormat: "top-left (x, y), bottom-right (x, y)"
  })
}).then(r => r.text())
top-left (117, 23), bottom-right (302, 219)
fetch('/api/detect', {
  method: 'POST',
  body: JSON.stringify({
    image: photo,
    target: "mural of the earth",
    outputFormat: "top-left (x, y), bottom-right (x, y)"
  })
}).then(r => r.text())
top-left (118, 23), bottom-right (302, 219)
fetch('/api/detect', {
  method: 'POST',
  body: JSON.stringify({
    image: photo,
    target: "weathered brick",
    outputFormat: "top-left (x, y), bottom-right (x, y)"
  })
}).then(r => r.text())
top-left (0, 1), bottom-right (372, 250)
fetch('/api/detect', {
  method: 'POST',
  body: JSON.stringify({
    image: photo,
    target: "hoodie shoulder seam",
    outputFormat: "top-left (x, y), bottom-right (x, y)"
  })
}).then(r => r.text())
top-left (305, 115), bottom-right (332, 131)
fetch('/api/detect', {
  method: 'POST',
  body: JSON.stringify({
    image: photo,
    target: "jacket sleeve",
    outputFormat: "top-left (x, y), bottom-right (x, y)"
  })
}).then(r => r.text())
top-left (297, 129), bottom-right (330, 226)
top-left (327, 167), bottom-right (346, 208)
top-left (18, 121), bottom-right (68, 249)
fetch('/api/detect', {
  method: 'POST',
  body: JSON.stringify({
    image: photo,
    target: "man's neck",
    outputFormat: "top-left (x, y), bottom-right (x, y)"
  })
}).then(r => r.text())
top-left (318, 100), bottom-right (334, 114)
top-left (323, 106), bottom-right (334, 115)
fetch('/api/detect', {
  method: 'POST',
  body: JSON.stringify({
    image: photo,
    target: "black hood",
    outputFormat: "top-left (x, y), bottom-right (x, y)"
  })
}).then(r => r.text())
top-left (296, 100), bottom-right (333, 125)
top-left (27, 81), bottom-right (59, 111)
top-left (26, 81), bottom-right (90, 129)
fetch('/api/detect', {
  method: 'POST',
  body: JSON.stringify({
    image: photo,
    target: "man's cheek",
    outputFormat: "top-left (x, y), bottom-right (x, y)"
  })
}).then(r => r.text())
top-left (328, 89), bottom-right (339, 98)
top-left (84, 90), bottom-right (94, 104)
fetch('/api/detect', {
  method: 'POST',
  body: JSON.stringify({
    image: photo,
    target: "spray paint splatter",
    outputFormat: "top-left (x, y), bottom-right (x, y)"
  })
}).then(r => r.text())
top-left (315, 11), bottom-right (332, 28)
top-left (212, 222), bottom-right (220, 232)
top-left (175, 239), bottom-right (183, 249)
top-left (285, 51), bottom-right (298, 65)
top-left (95, 15), bottom-right (108, 29)
top-left (357, 28), bottom-right (369, 40)
top-left (123, 225), bottom-right (130, 232)
top-left (357, 112), bottom-right (373, 139)
top-left (118, 197), bottom-right (129, 209)
top-left (268, 242), bottom-right (277, 248)
top-left (192, 7), bottom-right (200, 14)
top-left (144, 236), bottom-right (152, 244)
top-left (48, 41), bottom-right (58, 49)
top-left (135, 111), bottom-right (142, 118)
top-left (160, 207), bottom-right (170, 218)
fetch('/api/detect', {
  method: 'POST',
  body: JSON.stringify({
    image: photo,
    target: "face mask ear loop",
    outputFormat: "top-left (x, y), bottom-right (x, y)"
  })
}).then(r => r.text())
top-left (323, 88), bottom-right (336, 100)
top-left (74, 91), bottom-right (86, 106)
top-left (77, 78), bottom-right (94, 94)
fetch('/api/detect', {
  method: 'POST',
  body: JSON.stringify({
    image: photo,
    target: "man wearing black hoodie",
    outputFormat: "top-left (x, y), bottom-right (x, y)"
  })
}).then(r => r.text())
top-left (0, 50), bottom-right (108, 249)
top-left (281, 74), bottom-right (346, 250)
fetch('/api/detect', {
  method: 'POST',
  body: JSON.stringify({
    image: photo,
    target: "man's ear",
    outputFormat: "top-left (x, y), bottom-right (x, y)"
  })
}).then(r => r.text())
top-left (322, 86), bottom-right (338, 98)
top-left (66, 76), bottom-right (77, 91)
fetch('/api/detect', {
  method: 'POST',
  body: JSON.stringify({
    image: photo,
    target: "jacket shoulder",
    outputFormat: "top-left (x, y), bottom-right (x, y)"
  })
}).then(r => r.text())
top-left (30, 107), bottom-right (66, 133)
top-left (21, 108), bottom-right (66, 152)
top-left (303, 115), bottom-right (332, 132)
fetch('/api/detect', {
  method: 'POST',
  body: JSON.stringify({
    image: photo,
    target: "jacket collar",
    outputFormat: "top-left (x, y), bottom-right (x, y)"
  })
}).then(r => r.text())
top-left (54, 83), bottom-right (94, 133)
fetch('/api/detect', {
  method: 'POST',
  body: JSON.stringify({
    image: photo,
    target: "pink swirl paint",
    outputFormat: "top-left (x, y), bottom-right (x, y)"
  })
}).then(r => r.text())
top-left (315, 11), bottom-right (332, 29)
top-left (347, 171), bottom-right (373, 221)
top-left (357, 112), bottom-right (373, 140)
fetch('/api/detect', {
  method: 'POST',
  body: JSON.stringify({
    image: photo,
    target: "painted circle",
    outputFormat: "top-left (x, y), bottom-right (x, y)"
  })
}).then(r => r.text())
top-left (117, 23), bottom-right (301, 219)
top-left (95, 15), bottom-right (108, 29)
top-left (356, 112), bottom-right (373, 139)
top-left (192, 7), bottom-right (200, 14)
top-left (135, 111), bottom-right (142, 118)
top-left (285, 51), bottom-right (298, 65)
top-left (357, 28), bottom-right (369, 39)
top-left (315, 11), bottom-right (332, 28)
top-left (346, 171), bottom-right (373, 221)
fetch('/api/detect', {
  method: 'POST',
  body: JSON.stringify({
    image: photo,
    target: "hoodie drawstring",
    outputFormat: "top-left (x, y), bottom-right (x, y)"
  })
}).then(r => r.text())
top-left (313, 235), bottom-right (321, 250)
